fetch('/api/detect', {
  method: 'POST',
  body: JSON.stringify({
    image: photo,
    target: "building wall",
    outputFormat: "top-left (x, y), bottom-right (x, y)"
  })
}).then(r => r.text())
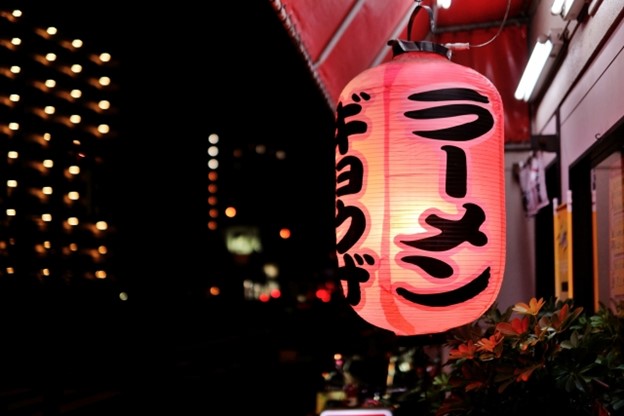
top-left (534, 3), bottom-right (624, 197)
top-left (500, 3), bottom-right (624, 309)
top-left (499, 151), bottom-right (537, 310)
top-left (0, 8), bottom-right (119, 289)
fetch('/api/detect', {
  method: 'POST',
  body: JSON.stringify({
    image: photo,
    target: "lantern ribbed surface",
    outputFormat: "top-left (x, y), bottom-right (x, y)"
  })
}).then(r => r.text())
top-left (334, 49), bottom-right (506, 336)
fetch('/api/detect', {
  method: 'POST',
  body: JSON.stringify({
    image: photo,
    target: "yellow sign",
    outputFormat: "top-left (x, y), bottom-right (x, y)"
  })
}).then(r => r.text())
top-left (553, 196), bottom-right (573, 300)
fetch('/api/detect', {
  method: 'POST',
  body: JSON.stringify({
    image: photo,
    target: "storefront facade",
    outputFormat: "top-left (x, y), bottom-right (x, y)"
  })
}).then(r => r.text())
top-left (500, 2), bottom-right (624, 312)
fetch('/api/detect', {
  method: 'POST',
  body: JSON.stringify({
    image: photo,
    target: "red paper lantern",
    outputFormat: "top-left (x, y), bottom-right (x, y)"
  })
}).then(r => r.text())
top-left (334, 39), bottom-right (506, 336)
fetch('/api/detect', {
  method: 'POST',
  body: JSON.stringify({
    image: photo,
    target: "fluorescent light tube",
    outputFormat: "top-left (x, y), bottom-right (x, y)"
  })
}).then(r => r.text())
top-left (551, 0), bottom-right (565, 15)
top-left (514, 38), bottom-right (554, 101)
top-left (552, 0), bottom-right (587, 20)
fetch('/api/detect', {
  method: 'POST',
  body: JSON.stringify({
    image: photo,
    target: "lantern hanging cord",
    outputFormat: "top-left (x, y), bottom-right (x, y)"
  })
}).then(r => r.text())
top-left (442, 0), bottom-right (512, 51)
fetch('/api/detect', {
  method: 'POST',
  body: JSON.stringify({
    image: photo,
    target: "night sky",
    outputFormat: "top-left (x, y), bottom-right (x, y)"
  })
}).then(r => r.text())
top-left (19, 1), bottom-right (339, 290)
top-left (1, 4), bottom-right (438, 414)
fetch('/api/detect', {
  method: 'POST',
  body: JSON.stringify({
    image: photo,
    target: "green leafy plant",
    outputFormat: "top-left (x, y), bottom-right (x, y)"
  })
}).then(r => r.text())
top-left (434, 297), bottom-right (624, 416)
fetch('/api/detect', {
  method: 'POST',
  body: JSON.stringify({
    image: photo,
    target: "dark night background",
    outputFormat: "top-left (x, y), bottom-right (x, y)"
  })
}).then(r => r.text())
top-left (1, 2), bottom-right (403, 415)
top-left (22, 2), bottom-right (340, 305)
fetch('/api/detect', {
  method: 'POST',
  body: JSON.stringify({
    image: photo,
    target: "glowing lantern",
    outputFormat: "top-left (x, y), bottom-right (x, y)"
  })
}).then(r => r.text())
top-left (334, 38), bottom-right (506, 336)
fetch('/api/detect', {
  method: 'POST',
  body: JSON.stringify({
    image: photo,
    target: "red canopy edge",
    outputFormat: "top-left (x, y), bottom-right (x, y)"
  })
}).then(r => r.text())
top-left (269, 0), bottom-right (334, 108)
top-left (270, 0), bottom-right (531, 144)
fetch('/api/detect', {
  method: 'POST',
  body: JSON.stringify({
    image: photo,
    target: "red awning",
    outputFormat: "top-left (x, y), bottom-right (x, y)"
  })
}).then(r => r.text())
top-left (270, 0), bottom-right (531, 144)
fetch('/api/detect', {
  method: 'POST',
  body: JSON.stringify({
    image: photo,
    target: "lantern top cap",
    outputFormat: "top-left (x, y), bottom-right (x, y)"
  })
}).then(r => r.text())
top-left (388, 39), bottom-right (452, 60)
